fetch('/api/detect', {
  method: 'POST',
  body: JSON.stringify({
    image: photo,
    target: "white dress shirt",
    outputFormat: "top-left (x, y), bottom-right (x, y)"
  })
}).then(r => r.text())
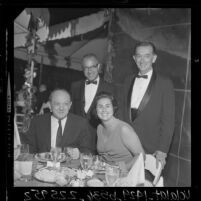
top-left (131, 69), bottom-right (153, 109)
top-left (84, 76), bottom-right (100, 113)
top-left (51, 115), bottom-right (67, 148)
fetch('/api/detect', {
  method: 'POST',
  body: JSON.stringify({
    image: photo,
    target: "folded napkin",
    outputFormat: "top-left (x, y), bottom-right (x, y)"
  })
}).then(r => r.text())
top-left (117, 153), bottom-right (145, 186)
top-left (155, 176), bottom-right (164, 187)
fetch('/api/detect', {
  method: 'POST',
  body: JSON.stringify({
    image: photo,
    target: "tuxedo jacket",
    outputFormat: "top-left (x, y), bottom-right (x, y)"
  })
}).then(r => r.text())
top-left (70, 77), bottom-right (118, 129)
top-left (26, 113), bottom-right (96, 154)
top-left (123, 70), bottom-right (175, 154)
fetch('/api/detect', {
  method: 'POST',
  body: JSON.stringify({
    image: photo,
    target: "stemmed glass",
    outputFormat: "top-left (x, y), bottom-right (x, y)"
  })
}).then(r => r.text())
top-left (19, 144), bottom-right (29, 160)
top-left (50, 147), bottom-right (62, 167)
top-left (63, 147), bottom-right (74, 162)
top-left (105, 165), bottom-right (120, 186)
top-left (80, 153), bottom-right (93, 170)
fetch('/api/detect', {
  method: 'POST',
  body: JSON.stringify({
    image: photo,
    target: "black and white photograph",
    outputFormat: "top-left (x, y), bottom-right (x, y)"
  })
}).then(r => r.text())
top-left (3, 5), bottom-right (198, 200)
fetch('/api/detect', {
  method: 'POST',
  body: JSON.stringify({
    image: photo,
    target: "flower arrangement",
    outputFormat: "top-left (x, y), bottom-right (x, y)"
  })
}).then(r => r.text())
top-left (20, 13), bottom-right (39, 133)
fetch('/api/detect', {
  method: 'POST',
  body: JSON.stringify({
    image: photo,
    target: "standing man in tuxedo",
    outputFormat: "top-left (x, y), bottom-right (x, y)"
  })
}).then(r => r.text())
top-left (26, 89), bottom-right (95, 154)
top-left (70, 54), bottom-right (118, 153)
top-left (124, 41), bottom-right (175, 169)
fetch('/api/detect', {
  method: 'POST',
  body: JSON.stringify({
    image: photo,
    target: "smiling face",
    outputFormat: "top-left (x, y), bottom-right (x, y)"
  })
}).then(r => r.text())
top-left (96, 97), bottom-right (114, 121)
top-left (50, 90), bottom-right (72, 120)
top-left (133, 45), bottom-right (157, 75)
top-left (82, 56), bottom-right (100, 81)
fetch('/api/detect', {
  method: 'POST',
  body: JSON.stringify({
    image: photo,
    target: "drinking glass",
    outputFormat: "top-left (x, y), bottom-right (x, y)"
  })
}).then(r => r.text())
top-left (19, 144), bottom-right (29, 160)
top-left (63, 147), bottom-right (74, 163)
top-left (51, 147), bottom-right (62, 163)
top-left (105, 165), bottom-right (120, 186)
top-left (63, 147), bottom-right (73, 158)
top-left (80, 153), bottom-right (93, 170)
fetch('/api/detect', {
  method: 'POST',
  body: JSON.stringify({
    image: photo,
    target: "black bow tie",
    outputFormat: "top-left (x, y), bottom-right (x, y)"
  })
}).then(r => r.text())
top-left (136, 74), bottom-right (148, 79)
top-left (85, 80), bottom-right (97, 85)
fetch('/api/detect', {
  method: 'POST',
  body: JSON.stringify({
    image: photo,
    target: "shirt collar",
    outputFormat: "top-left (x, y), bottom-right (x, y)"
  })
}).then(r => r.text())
top-left (51, 115), bottom-right (67, 123)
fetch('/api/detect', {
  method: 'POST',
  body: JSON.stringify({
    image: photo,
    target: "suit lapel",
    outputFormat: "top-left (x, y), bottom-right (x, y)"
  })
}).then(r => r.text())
top-left (61, 114), bottom-right (73, 147)
top-left (45, 114), bottom-right (51, 150)
top-left (80, 80), bottom-right (86, 116)
top-left (127, 75), bottom-right (137, 121)
top-left (136, 70), bottom-right (157, 118)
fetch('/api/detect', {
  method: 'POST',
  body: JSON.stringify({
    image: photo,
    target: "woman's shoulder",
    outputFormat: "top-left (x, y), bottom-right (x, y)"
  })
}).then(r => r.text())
top-left (117, 119), bottom-right (133, 130)
top-left (117, 119), bottom-right (135, 136)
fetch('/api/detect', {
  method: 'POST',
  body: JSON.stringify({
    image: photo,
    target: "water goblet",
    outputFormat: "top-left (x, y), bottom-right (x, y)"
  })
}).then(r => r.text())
top-left (19, 144), bottom-right (29, 160)
top-left (105, 165), bottom-right (120, 187)
top-left (80, 153), bottom-right (93, 170)
top-left (63, 147), bottom-right (74, 163)
top-left (50, 147), bottom-right (61, 167)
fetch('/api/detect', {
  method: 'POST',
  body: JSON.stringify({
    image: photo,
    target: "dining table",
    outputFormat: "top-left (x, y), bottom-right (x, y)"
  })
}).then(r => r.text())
top-left (14, 153), bottom-right (146, 187)
top-left (14, 154), bottom-right (109, 187)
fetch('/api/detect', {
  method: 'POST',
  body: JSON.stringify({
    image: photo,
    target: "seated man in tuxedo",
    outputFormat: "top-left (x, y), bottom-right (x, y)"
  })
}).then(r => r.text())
top-left (70, 53), bottom-right (120, 153)
top-left (26, 89), bottom-right (95, 154)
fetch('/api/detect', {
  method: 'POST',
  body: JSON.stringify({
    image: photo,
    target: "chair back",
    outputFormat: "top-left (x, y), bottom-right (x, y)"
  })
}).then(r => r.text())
top-left (144, 154), bottom-right (162, 186)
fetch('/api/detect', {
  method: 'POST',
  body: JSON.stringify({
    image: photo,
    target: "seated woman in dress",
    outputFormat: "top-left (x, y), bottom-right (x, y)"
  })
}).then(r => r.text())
top-left (94, 92), bottom-right (144, 171)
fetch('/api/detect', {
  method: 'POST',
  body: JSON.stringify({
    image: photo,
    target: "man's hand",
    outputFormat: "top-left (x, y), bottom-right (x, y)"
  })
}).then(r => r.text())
top-left (153, 150), bottom-right (167, 169)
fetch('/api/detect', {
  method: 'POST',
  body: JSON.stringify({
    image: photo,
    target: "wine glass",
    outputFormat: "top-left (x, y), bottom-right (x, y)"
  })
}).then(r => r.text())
top-left (105, 165), bottom-right (120, 187)
top-left (19, 144), bottom-right (29, 160)
top-left (80, 153), bottom-right (93, 170)
top-left (50, 147), bottom-right (61, 166)
top-left (63, 147), bottom-right (73, 158)
top-left (63, 147), bottom-right (74, 163)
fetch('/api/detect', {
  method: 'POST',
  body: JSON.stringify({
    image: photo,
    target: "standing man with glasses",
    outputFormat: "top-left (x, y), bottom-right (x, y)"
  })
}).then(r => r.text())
top-left (26, 89), bottom-right (95, 154)
top-left (70, 53), bottom-right (118, 153)
top-left (123, 41), bottom-right (175, 170)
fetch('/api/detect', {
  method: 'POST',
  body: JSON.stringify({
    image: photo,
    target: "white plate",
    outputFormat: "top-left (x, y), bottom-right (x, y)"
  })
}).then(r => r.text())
top-left (34, 167), bottom-right (74, 184)
top-left (34, 167), bottom-right (58, 183)
top-left (35, 152), bottom-right (66, 163)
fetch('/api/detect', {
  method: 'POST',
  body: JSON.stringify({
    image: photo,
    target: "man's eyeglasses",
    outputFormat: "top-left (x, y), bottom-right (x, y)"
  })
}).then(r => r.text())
top-left (83, 63), bottom-right (99, 70)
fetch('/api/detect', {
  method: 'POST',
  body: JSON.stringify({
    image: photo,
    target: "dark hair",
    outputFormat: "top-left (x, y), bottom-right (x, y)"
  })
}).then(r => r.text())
top-left (92, 91), bottom-right (118, 119)
top-left (134, 41), bottom-right (157, 55)
top-left (49, 88), bottom-right (71, 102)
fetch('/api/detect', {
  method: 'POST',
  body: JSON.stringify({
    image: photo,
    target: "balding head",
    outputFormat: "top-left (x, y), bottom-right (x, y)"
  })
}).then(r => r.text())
top-left (49, 89), bottom-right (72, 119)
top-left (82, 53), bottom-right (100, 81)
